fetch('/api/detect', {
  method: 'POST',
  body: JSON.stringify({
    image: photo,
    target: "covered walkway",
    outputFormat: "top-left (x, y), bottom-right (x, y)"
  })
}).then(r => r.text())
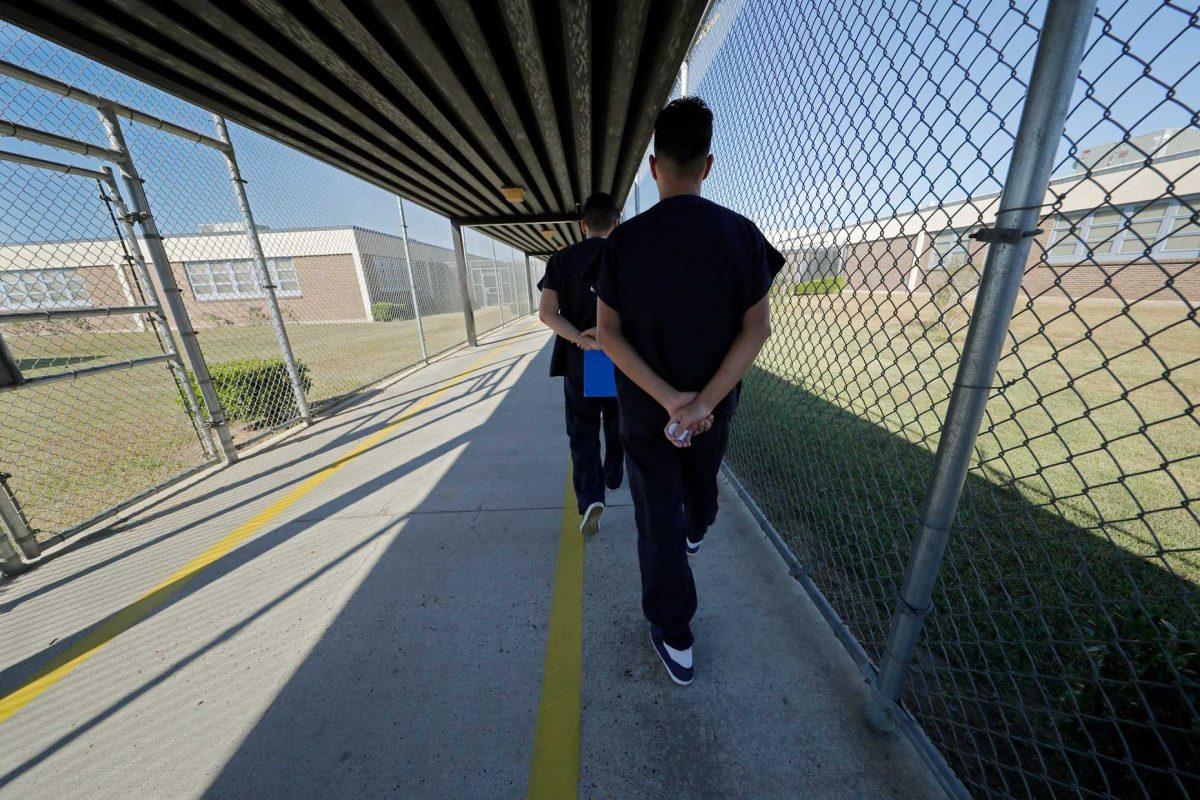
top-left (0, 323), bottom-right (941, 799)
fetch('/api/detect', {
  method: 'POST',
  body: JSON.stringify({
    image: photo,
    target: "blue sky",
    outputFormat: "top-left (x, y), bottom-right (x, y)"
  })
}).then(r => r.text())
top-left (3, 1), bottom-right (1196, 248)
top-left (626, 0), bottom-right (1197, 228)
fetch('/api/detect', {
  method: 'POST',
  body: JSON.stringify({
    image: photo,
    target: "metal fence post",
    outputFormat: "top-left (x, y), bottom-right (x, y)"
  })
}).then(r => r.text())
top-left (491, 239), bottom-right (507, 326)
top-left (213, 115), bottom-right (312, 425)
top-left (524, 253), bottom-right (535, 315)
top-left (451, 221), bottom-right (478, 346)
top-left (100, 167), bottom-right (217, 461)
top-left (0, 472), bottom-right (39, 562)
top-left (0, 522), bottom-right (24, 576)
top-left (97, 104), bottom-right (239, 463)
top-left (396, 197), bottom-right (427, 362)
top-left (867, 0), bottom-right (1097, 732)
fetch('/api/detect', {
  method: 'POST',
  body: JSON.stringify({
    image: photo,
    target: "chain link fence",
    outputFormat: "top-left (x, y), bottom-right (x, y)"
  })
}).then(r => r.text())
top-left (0, 23), bottom-right (535, 552)
top-left (0, 154), bottom-right (211, 539)
top-left (674, 0), bottom-right (1198, 797)
top-left (462, 226), bottom-right (530, 336)
top-left (4, 2), bottom-right (1197, 796)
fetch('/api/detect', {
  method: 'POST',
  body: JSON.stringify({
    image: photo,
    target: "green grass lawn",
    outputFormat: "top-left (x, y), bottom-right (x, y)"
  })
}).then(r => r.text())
top-left (0, 309), bottom-right (491, 537)
top-left (728, 289), bottom-right (1198, 797)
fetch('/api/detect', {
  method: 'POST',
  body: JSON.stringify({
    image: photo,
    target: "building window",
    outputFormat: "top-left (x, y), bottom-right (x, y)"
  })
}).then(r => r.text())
top-left (1048, 197), bottom-right (1199, 261)
top-left (794, 246), bottom-right (844, 282)
top-left (1049, 212), bottom-right (1088, 258)
top-left (366, 255), bottom-right (411, 293)
top-left (184, 257), bottom-right (300, 301)
top-left (928, 229), bottom-right (975, 271)
top-left (0, 268), bottom-right (91, 311)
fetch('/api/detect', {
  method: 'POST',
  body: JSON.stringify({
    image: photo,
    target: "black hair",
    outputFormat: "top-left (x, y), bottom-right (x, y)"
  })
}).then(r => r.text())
top-left (653, 96), bottom-right (713, 170)
top-left (581, 191), bottom-right (619, 231)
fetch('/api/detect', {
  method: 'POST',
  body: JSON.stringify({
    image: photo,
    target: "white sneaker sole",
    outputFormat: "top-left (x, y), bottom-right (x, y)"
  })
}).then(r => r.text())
top-left (580, 502), bottom-right (604, 536)
top-left (651, 630), bottom-right (694, 686)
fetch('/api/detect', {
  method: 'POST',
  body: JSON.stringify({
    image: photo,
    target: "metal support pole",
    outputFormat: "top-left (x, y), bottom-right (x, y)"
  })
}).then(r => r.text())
top-left (396, 197), bottom-right (427, 362)
top-left (213, 115), bottom-right (311, 425)
top-left (524, 253), bottom-right (535, 316)
top-left (0, 521), bottom-right (24, 576)
top-left (97, 104), bottom-right (238, 463)
top-left (634, 182), bottom-right (640, 214)
top-left (491, 238), bottom-right (507, 326)
top-left (451, 221), bottom-right (478, 347)
top-left (0, 472), bottom-right (39, 561)
top-left (100, 169), bottom-right (216, 460)
top-left (868, 0), bottom-right (1097, 733)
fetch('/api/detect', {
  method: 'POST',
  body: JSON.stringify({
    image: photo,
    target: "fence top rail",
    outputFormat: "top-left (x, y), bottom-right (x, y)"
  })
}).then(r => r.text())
top-left (0, 118), bottom-right (126, 163)
top-left (0, 59), bottom-right (228, 152)
top-left (0, 146), bottom-right (109, 181)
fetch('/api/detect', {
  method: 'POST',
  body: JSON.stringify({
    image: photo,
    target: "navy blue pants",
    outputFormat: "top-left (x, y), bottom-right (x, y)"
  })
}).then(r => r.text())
top-left (622, 412), bottom-right (731, 650)
top-left (563, 376), bottom-right (622, 514)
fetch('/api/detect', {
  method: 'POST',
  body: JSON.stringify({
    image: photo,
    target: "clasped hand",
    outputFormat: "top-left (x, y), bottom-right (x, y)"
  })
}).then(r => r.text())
top-left (664, 391), bottom-right (714, 448)
top-left (573, 327), bottom-right (602, 351)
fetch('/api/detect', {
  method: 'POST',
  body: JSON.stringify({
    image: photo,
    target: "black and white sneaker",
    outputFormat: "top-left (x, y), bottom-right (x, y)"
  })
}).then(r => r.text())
top-left (685, 537), bottom-right (702, 556)
top-left (580, 502), bottom-right (604, 536)
top-left (650, 626), bottom-right (694, 685)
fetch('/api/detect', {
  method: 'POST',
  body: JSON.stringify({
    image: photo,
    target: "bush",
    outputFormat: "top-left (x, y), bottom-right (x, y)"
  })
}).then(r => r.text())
top-left (792, 276), bottom-right (846, 295)
top-left (187, 358), bottom-right (312, 428)
top-left (372, 301), bottom-right (412, 322)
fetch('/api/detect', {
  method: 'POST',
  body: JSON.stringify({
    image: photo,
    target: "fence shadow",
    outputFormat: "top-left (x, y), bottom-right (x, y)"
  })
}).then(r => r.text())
top-left (728, 364), bottom-right (1199, 799)
top-left (0, 334), bottom-right (560, 798)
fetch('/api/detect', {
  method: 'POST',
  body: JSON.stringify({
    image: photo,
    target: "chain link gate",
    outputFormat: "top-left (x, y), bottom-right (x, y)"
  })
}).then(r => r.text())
top-left (0, 136), bottom-right (215, 563)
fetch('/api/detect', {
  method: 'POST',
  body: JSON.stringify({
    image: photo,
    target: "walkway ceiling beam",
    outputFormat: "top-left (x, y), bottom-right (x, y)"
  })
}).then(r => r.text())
top-left (0, 0), bottom-right (710, 253)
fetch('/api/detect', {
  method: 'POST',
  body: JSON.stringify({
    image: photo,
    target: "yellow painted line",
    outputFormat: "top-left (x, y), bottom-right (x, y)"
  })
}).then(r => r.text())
top-left (526, 466), bottom-right (584, 800)
top-left (0, 341), bottom-right (521, 724)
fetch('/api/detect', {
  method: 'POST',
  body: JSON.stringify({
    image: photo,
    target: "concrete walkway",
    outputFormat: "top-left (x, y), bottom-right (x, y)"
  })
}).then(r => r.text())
top-left (0, 323), bottom-right (942, 799)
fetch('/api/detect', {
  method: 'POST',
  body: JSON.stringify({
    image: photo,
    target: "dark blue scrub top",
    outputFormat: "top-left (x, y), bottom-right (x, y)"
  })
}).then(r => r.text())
top-left (593, 194), bottom-right (783, 422)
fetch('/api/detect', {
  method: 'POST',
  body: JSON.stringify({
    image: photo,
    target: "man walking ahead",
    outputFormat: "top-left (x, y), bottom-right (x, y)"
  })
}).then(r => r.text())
top-left (538, 192), bottom-right (623, 536)
top-left (595, 98), bottom-right (781, 685)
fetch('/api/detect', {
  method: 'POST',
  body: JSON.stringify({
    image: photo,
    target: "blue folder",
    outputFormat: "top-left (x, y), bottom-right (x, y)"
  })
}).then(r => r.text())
top-left (583, 350), bottom-right (617, 397)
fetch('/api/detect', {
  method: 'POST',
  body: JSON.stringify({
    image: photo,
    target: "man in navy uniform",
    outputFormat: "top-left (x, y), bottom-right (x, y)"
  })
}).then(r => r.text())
top-left (596, 98), bottom-right (781, 685)
top-left (537, 192), bottom-right (623, 536)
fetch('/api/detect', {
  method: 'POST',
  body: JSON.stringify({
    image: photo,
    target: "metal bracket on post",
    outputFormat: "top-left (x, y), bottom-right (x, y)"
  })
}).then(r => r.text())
top-left (96, 104), bottom-right (239, 463)
top-left (968, 225), bottom-right (1043, 245)
top-left (0, 471), bottom-right (39, 564)
top-left (397, 197), bottom-right (427, 362)
top-left (867, 0), bottom-right (1097, 733)
top-left (451, 221), bottom-right (478, 347)
top-left (213, 115), bottom-right (312, 426)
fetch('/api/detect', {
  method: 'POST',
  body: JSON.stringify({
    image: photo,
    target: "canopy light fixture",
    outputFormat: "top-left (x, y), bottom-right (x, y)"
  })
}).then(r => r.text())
top-left (539, 226), bottom-right (557, 240)
top-left (500, 186), bottom-right (525, 204)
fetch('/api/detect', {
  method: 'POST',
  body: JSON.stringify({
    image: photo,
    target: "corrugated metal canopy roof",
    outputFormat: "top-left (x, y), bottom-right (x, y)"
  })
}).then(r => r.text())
top-left (0, 0), bottom-right (709, 254)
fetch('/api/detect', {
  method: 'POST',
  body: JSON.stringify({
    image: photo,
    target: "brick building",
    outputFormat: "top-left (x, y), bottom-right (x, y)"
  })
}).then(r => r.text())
top-left (772, 129), bottom-right (1200, 305)
top-left (0, 225), bottom-right (524, 327)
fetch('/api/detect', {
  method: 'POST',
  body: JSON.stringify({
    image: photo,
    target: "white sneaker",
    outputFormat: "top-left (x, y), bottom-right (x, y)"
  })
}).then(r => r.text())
top-left (685, 537), bottom-right (701, 556)
top-left (580, 502), bottom-right (604, 536)
top-left (650, 626), bottom-right (695, 685)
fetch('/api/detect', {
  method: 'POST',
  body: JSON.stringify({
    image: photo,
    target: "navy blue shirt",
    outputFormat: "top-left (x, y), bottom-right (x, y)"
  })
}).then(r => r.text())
top-left (594, 194), bottom-right (782, 422)
top-left (537, 236), bottom-right (606, 382)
